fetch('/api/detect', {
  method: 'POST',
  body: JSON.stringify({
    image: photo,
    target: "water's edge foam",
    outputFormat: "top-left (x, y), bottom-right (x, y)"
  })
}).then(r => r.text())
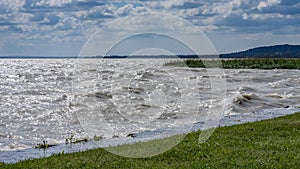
top-left (1, 107), bottom-right (299, 164)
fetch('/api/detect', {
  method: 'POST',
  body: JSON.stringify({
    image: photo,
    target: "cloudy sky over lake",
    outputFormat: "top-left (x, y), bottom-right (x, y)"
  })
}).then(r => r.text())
top-left (0, 0), bottom-right (299, 56)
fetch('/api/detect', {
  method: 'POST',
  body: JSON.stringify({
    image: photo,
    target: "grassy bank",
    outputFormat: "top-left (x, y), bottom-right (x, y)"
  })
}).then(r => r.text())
top-left (164, 58), bottom-right (300, 69)
top-left (1, 112), bottom-right (300, 168)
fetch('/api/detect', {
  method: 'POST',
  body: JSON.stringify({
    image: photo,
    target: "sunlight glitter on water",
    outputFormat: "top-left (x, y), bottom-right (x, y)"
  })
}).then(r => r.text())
top-left (0, 59), bottom-right (299, 155)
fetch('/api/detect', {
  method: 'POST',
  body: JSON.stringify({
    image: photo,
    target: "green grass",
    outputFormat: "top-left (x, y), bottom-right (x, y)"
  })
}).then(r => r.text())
top-left (2, 112), bottom-right (300, 168)
top-left (164, 58), bottom-right (300, 69)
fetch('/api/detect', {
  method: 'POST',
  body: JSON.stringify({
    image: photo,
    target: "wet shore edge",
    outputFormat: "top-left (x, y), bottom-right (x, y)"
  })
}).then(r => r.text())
top-left (1, 107), bottom-right (300, 164)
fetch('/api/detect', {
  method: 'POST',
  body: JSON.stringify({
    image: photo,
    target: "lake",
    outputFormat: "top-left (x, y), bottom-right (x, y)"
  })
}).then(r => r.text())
top-left (0, 59), bottom-right (299, 163)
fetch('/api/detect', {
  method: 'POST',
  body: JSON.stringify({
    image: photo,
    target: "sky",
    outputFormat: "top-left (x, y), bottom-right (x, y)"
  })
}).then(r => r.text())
top-left (0, 0), bottom-right (299, 56)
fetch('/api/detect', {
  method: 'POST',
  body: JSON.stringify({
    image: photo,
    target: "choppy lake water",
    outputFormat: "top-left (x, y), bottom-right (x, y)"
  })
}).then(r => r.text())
top-left (0, 59), bottom-right (299, 163)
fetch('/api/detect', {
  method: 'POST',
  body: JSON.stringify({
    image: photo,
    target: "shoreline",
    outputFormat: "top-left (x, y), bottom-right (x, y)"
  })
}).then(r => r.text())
top-left (164, 58), bottom-right (300, 69)
top-left (2, 110), bottom-right (300, 168)
top-left (1, 107), bottom-right (300, 164)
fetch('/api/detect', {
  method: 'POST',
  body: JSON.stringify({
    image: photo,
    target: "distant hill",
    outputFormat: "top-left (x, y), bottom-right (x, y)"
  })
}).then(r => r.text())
top-left (220, 44), bottom-right (300, 58)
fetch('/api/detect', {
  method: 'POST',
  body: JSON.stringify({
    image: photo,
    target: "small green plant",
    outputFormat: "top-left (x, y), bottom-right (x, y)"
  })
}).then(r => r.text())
top-left (93, 135), bottom-right (103, 141)
top-left (66, 133), bottom-right (88, 144)
top-left (65, 133), bottom-right (75, 144)
top-left (51, 150), bottom-right (65, 157)
top-left (74, 138), bottom-right (88, 143)
top-left (60, 150), bottom-right (64, 155)
top-left (35, 140), bottom-right (56, 149)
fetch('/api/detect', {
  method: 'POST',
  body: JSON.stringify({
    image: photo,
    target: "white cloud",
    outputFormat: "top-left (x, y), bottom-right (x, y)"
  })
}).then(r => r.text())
top-left (160, 0), bottom-right (186, 9)
top-left (0, 0), bottom-right (24, 12)
top-left (141, 0), bottom-right (187, 10)
top-left (15, 13), bottom-right (34, 24)
top-left (74, 10), bottom-right (88, 19)
top-left (115, 4), bottom-right (134, 16)
top-left (257, 0), bottom-right (281, 10)
top-left (85, 5), bottom-right (115, 18)
top-left (0, 25), bottom-right (9, 32)
top-left (55, 17), bottom-right (79, 30)
top-left (248, 13), bottom-right (286, 20)
top-left (35, 0), bottom-right (47, 6)
top-left (115, 4), bottom-right (149, 16)
top-left (35, 0), bottom-right (72, 7)
top-left (177, 8), bottom-right (199, 17)
top-left (202, 0), bottom-right (241, 15)
top-left (242, 13), bottom-right (249, 20)
top-left (197, 25), bottom-right (218, 31)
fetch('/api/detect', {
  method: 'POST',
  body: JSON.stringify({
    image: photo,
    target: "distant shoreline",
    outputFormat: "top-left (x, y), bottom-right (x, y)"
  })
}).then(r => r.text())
top-left (0, 55), bottom-right (299, 59)
top-left (1, 44), bottom-right (300, 59)
top-left (0, 55), bottom-right (218, 59)
top-left (164, 58), bottom-right (300, 69)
